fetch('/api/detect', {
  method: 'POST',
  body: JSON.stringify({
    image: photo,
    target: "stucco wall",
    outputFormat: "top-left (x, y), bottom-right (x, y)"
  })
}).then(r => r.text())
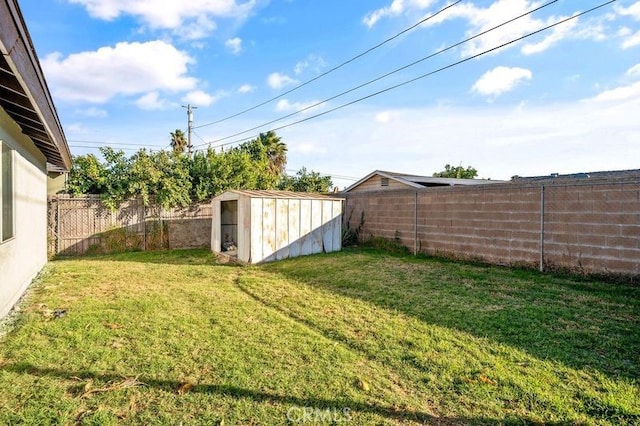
top-left (0, 108), bottom-right (48, 319)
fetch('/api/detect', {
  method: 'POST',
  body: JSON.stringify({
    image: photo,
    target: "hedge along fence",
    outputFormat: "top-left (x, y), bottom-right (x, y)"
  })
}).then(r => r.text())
top-left (344, 177), bottom-right (640, 278)
top-left (47, 195), bottom-right (212, 257)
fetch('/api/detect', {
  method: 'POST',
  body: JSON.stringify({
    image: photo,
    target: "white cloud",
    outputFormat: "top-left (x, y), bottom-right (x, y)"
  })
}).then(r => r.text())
top-left (590, 81), bottom-right (640, 102)
top-left (294, 54), bottom-right (327, 75)
top-left (42, 41), bottom-right (197, 103)
top-left (66, 123), bottom-right (89, 134)
top-left (75, 107), bottom-right (108, 118)
top-left (267, 72), bottom-right (298, 89)
top-left (178, 15), bottom-right (217, 40)
top-left (135, 91), bottom-right (171, 110)
top-left (276, 99), bottom-right (323, 113)
top-left (472, 66), bottom-right (532, 97)
top-left (363, 0), bottom-right (435, 28)
top-left (618, 26), bottom-right (632, 37)
top-left (292, 143), bottom-right (327, 155)
top-left (627, 63), bottom-right (640, 78)
top-left (68, 0), bottom-right (262, 39)
top-left (278, 95), bottom-right (640, 189)
top-left (181, 90), bottom-right (222, 107)
top-left (225, 37), bottom-right (243, 55)
top-left (238, 84), bottom-right (255, 94)
top-left (615, 2), bottom-right (640, 20)
top-left (521, 18), bottom-right (578, 55)
top-left (621, 30), bottom-right (640, 49)
top-left (375, 111), bottom-right (398, 123)
top-left (424, 0), bottom-right (601, 57)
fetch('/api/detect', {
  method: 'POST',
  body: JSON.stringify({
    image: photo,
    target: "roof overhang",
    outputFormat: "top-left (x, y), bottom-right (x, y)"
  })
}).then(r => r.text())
top-left (342, 170), bottom-right (505, 192)
top-left (0, 0), bottom-right (71, 170)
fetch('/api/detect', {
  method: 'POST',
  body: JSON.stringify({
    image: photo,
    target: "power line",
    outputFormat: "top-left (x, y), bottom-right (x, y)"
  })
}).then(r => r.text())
top-left (285, 169), bottom-right (359, 181)
top-left (68, 139), bottom-right (160, 148)
top-left (194, 0), bottom-right (462, 130)
top-left (192, 130), bottom-right (209, 145)
top-left (69, 145), bottom-right (148, 152)
top-left (194, 0), bottom-right (560, 149)
top-left (195, 1), bottom-right (614, 153)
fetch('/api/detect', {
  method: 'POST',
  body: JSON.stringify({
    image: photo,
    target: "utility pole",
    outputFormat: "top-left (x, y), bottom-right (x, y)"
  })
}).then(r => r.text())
top-left (182, 104), bottom-right (197, 157)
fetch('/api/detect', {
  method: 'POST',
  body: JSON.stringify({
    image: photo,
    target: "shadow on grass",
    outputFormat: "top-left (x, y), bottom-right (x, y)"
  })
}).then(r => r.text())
top-left (0, 362), bottom-right (544, 425)
top-left (264, 249), bottom-right (640, 382)
top-left (53, 249), bottom-right (229, 267)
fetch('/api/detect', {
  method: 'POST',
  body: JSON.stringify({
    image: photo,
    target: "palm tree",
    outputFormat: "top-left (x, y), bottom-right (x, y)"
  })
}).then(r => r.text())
top-left (170, 129), bottom-right (187, 154)
top-left (258, 131), bottom-right (287, 176)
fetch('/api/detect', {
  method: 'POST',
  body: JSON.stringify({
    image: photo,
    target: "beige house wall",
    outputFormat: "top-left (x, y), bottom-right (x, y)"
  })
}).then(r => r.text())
top-left (47, 172), bottom-right (67, 195)
top-left (0, 107), bottom-right (48, 318)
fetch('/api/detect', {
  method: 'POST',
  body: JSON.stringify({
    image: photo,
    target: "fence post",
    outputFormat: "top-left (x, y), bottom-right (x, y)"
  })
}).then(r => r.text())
top-left (143, 204), bottom-right (147, 251)
top-left (56, 197), bottom-right (61, 256)
top-left (539, 184), bottom-right (545, 272)
top-left (414, 191), bottom-right (418, 256)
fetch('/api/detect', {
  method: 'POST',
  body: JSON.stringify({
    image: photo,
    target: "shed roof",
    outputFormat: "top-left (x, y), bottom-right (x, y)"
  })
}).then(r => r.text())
top-left (0, 0), bottom-right (71, 170)
top-left (214, 190), bottom-right (344, 201)
top-left (343, 170), bottom-right (503, 192)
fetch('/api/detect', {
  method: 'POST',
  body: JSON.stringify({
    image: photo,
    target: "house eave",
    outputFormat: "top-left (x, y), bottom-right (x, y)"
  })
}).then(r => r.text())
top-left (0, 0), bottom-right (71, 170)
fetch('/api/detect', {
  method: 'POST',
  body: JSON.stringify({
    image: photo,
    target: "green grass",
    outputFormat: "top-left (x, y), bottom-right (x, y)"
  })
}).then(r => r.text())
top-left (0, 248), bottom-right (638, 425)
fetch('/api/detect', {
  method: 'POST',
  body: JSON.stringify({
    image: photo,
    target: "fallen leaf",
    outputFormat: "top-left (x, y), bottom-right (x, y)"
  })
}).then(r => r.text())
top-left (111, 340), bottom-right (125, 349)
top-left (357, 379), bottom-right (370, 392)
top-left (478, 374), bottom-right (497, 385)
top-left (177, 382), bottom-right (194, 395)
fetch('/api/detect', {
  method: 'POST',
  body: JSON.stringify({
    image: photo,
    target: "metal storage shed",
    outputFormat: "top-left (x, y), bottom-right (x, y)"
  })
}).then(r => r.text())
top-left (211, 190), bottom-right (343, 264)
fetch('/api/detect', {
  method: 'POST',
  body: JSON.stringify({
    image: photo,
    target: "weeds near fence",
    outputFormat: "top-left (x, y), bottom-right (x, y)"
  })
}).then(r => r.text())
top-left (342, 210), bottom-right (365, 247)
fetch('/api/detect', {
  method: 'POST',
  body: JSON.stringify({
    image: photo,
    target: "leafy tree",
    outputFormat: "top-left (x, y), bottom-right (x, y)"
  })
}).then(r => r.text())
top-left (239, 131), bottom-right (287, 182)
top-left (190, 148), bottom-right (261, 201)
top-left (64, 132), bottom-right (317, 208)
top-left (433, 164), bottom-right (478, 179)
top-left (129, 150), bottom-right (191, 209)
top-left (149, 151), bottom-right (192, 209)
top-left (259, 131), bottom-right (287, 176)
top-left (97, 147), bottom-right (132, 209)
top-left (277, 167), bottom-right (333, 193)
top-left (170, 129), bottom-right (187, 154)
top-left (67, 153), bottom-right (106, 195)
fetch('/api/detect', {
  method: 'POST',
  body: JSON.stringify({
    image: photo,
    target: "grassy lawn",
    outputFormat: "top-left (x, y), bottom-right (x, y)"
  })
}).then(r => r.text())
top-left (0, 248), bottom-right (638, 425)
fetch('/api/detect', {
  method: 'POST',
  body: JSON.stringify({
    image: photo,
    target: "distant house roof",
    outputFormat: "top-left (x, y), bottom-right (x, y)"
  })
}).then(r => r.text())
top-left (343, 170), bottom-right (503, 193)
top-left (0, 0), bottom-right (71, 170)
top-left (512, 169), bottom-right (640, 183)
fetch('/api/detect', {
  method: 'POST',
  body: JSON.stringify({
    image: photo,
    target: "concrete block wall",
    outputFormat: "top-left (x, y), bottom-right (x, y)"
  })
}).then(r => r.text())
top-left (543, 182), bottom-right (639, 275)
top-left (344, 179), bottom-right (640, 277)
top-left (166, 218), bottom-right (212, 249)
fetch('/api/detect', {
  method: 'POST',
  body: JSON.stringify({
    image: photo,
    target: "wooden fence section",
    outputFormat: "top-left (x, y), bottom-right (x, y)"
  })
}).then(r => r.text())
top-left (48, 195), bottom-right (212, 257)
top-left (344, 178), bottom-right (640, 277)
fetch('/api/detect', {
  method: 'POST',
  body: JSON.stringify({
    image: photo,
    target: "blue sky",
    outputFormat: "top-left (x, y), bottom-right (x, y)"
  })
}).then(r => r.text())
top-left (20, 0), bottom-right (640, 187)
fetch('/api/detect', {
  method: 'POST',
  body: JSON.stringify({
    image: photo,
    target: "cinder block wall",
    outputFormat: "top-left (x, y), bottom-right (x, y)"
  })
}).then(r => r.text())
top-left (344, 179), bottom-right (640, 277)
top-left (166, 218), bottom-right (212, 249)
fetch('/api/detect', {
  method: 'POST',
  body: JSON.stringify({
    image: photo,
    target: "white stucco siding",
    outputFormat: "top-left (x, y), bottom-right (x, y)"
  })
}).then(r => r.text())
top-left (0, 108), bottom-right (48, 319)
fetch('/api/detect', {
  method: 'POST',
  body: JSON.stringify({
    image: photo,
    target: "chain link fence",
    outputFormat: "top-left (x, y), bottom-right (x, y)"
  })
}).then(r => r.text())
top-left (47, 195), bottom-right (212, 257)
